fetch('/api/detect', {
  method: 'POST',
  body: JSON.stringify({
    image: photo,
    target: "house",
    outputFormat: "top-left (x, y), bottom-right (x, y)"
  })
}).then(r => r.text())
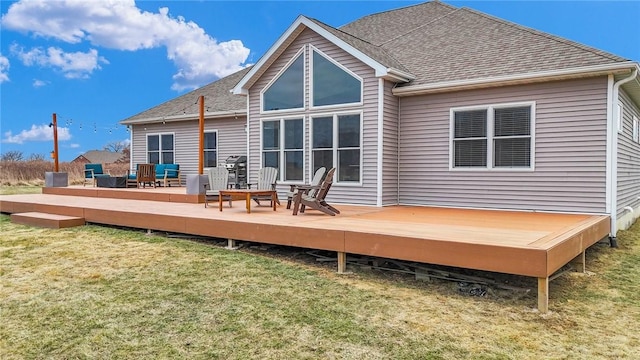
top-left (71, 150), bottom-right (125, 165)
top-left (121, 1), bottom-right (640, 237)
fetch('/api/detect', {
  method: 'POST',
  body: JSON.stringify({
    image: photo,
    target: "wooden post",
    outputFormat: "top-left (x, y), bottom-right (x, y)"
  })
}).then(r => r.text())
top-left (570, 251), bottom-right (586, 273)
top-left (52, 113), bottom-right (59, 172)
top-left (337, 251), bottom-right (347, 274)
top-left (538, 277), bottom-right (549, 313)
top-left (198, 95), bottom-right (205, 175)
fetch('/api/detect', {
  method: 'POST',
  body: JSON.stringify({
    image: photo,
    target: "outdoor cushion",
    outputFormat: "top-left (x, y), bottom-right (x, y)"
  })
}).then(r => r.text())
top-left (163, 164), bottom-right (179, 178)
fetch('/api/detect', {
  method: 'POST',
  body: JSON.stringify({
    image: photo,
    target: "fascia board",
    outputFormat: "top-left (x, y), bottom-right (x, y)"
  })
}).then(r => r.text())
top-left (393, 62), bottom-right (640, 96)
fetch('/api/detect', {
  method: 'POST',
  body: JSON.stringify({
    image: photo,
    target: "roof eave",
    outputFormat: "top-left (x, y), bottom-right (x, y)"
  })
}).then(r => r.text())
top-left (120, 110), bottom-right (247, 125)
top-left (232, 16), bottom-right (414, 94)
top-left (393, 62), bottom-right (640, 97)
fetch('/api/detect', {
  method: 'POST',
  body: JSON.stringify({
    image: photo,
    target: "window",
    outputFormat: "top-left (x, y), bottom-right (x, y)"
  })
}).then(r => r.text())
top-left (261, 118), bottom-right (304, 181)
top-left (262, 51), bottom-right (304, 112)
top-left (312, 113), bottom-right (361, 182)
top-left (617, 102), bottom-right (624, 134)
top-left (451, 103), bottom-right (533, 169)
top-left (312, 49), bottom-right (362, 107)
top-left (147, 133), bottom-right (174, 164)
top-left (204, 131), bottom-right (217, 167)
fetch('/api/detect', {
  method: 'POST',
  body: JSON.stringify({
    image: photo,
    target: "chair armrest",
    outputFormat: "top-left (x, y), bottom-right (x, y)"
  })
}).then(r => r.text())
top-left (84, 169), bottom-right (95, 177)
top-left (164, 169), bottom-right (180, 178)
top-left (203, 183), bottom-right (210, 190)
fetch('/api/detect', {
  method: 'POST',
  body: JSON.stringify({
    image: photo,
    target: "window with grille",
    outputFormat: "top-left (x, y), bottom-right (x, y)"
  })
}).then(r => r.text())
top-left (147, 133), bottom-right (174, 164)
top-left (204, 131), bottom-right (217, 167)
top-left (261, 118), bottom-right (304, 181)
top-left (311, 112), bottom-right (361, 183)
top-left (451, 103), bottom-right (533, 169)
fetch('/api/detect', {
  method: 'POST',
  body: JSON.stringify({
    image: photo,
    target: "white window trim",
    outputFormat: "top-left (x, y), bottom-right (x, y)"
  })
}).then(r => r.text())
top-left (449, 101), bottom-right (536, 171)
top-left (203, 130), bottom-right (218, 167)
top-left (309, 45), bottom-right (364, 111)
top-left (633, 116), bottom-right (639, 143)
top-left (260, 46), bottom-right (306, 115)
top-left (259, 115), bottom-right (306, 183)
top-left (146, 132), bottom-right (175, 164)
top-left (617, 102), bottom-right (624, 134)
top-left (310, 110), bottom-right (363, 186)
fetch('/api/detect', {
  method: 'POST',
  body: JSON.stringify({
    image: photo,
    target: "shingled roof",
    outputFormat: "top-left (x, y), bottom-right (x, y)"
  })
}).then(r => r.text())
top-left (124, 1), bottom-right (636, 124)
top-left (340, 1), bottom-right (629, 87)
top-left (121, 67), bottom-right (250, 124)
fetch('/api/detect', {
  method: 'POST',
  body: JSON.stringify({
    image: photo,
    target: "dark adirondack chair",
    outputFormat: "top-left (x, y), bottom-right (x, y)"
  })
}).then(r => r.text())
top-left (292, 167), bottom-right (339, 216)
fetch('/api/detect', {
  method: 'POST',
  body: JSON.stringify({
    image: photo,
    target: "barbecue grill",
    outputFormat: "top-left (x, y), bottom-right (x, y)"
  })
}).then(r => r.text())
top-left (220, 155), bottom-right (247, 188)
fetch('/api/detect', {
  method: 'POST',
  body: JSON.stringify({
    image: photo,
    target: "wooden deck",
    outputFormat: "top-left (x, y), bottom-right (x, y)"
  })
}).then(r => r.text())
top-left (0, 186), bottom-right (611, 312)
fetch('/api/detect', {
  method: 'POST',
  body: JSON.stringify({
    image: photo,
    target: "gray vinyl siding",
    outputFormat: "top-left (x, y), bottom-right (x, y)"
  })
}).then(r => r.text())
top-left (617, 89), bottom-right (640, 218)
top-left (382, 79), bottom-right (400, 205)
top-left (130, 116), bottom-right (246, 180)
top-left (399, 77), bottom-right (609, 213)
top-left (247, 27), bottom-right (380, 205)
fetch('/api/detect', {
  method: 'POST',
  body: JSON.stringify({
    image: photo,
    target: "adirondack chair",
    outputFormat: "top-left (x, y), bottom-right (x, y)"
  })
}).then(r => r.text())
top-left (248, 167), bottom-right (279, 206)
top-left (204, 167), bottom-right (230, 208)
top-left (135, 163), bottom-right (156, 188)
top-left (84, 163), bottom-right (110, 187)
top-left (286, 167), bottom-right (326, 209)
top-left (292, 167), bottom-right (339, 216)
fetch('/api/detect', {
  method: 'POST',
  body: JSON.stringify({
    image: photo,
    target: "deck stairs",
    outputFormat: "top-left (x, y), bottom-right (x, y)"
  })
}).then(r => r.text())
top-left (10, 212), bottom-right (85, 229)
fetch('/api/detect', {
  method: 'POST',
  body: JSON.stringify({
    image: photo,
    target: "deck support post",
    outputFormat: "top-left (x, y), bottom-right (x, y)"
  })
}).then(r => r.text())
top-left (227, 238), bottom-right (238, 250)
top-left (337, 251), bottom-right (346, 274)
top-left (538, 277), bottom-right (549, 313)
top-left (570, 250), bottom-right (586, 273)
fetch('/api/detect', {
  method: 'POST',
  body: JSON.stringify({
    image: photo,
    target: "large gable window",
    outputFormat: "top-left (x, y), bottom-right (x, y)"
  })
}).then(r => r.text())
top-left (262, 51), bottom-right (304, 112)
top-left (261, 118), bottom-right (304, 181)
top-left (451, 102), bottom-right (534, 170)
top-left (312, 49), bottom-right (362, 108)
top-left (147, 133), bottom-right (175, 164)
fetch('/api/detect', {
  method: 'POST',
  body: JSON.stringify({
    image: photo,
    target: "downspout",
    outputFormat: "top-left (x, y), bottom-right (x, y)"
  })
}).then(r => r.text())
top-left (377, 78), bottom-right (384, 207)
top-left (608, 68), bottom-right (637, 247)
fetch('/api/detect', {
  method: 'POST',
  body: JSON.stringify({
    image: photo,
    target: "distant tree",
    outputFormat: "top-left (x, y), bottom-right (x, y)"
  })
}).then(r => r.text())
top-left (28, 153), bottom-right (46, 161)
top-left (1, 150), bottom-right (24, 161)
top-left (104, 141), bottom-right (127, 153)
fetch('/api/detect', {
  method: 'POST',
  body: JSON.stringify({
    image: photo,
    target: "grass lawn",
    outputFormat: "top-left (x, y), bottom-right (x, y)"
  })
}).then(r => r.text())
top-left (1, 210), bottom-right (639, 358)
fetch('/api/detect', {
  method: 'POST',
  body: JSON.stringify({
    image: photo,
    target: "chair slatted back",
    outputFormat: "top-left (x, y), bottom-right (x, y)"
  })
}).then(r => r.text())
top-left (137, 164), bottom-right (155, 182)
top-left (314, 167), bottom-right (335, 201)
top-left (256, 167), bottom-right (278, 190)
top-left (207, 167), bottom-right (229, 193)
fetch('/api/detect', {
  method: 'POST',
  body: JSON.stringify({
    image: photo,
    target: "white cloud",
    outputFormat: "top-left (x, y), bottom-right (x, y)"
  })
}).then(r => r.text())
top-left (0, 54), bottom-right (9, 83)
top-left (10, 44), bottom-right (107, 79)
top-left (2, 124), bottom-right (72, 144)
top-left (67, 143), bottom-right (81, 148)
top-left (32, 79), bottom-right (49, 87)
top-left (1, 0), bottom-right (250, 90)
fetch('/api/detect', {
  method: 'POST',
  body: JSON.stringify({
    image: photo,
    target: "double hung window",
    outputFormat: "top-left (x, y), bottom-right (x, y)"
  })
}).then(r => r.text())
top-left (262, 118), bottom-right (304, 181)
top-left (312, 113), bottom-right (361, 182)
top-left (452, 103), bottom-right (533, 169)
top-left (204, 131), bottom-right (217, 167)
top-left (147, 133), bottom-right (174, 164)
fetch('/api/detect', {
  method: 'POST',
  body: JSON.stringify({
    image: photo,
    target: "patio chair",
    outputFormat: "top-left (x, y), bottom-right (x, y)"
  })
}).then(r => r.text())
top-left (84, 163), bottom-right (110, 187)
top-left (156, 164), bottom-right (181, 187)
top-left (130, 163), bottom-right (156, 188)
top-left (292, 167), bottom-right (339, 216)
top-left (248, 166), bottom-right (279, 206)
top-left (204, 167), bottom-right (231, 208)
top-left (286, 167), bottom-right (326, 209)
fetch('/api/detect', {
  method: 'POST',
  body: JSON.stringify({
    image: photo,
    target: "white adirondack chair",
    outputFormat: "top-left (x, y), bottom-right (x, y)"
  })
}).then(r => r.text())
top-left (204, 167), bottom-right (229, 208)
top-left (249, 167), bottom-right (279, 206)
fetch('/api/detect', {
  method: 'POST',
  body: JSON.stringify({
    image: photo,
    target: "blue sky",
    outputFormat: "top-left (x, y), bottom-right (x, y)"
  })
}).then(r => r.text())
top-left (1, 0), bottom-right (639, 162)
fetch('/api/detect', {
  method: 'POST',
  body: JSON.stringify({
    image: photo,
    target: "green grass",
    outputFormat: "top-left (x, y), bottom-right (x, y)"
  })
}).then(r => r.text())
top-left (1, 215), bottom-right (639, 359)
top-left (0, 185), bottom-right (43, 195)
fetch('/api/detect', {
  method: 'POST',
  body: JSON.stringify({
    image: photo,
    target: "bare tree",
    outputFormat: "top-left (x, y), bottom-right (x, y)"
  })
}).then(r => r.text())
top-left (103, 141), bottom-right (128, 153)
top-left (1, 150), bottom-right (24, 161)
top-left (28, 153), bottom-right (46, 161)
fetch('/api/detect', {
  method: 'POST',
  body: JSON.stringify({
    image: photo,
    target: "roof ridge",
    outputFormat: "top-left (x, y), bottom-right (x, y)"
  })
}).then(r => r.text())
top-left (461, 7), bottom-right (627, 62)
top-left (378, 6), bottom-right (461, 46)
top-left (339, 0), bottom-right (452, 28)
top-left (309, 16), bottom-right (411, 74)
